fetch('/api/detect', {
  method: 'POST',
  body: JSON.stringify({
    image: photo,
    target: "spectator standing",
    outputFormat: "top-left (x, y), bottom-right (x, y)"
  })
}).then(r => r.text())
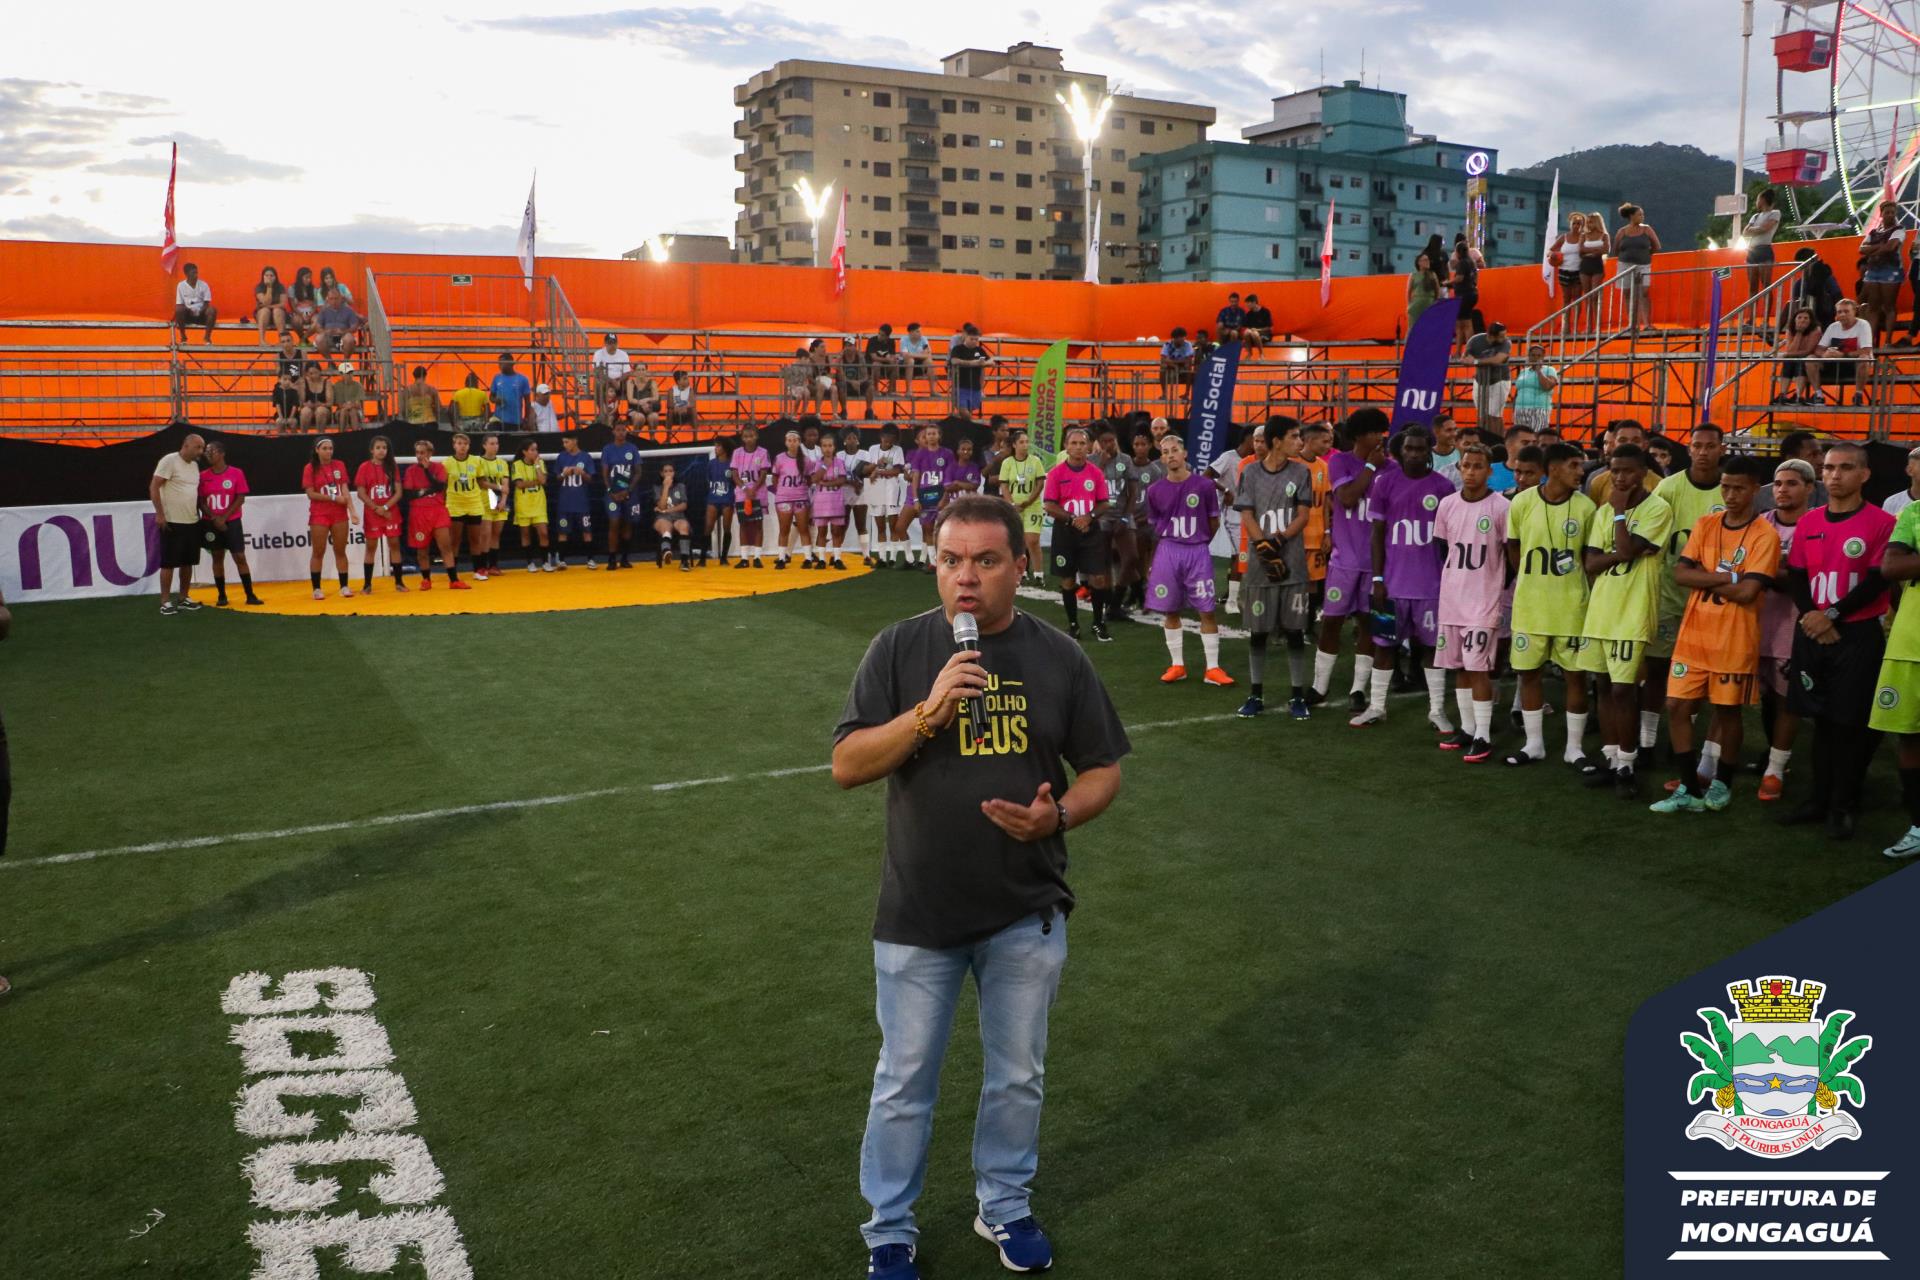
top-left (592, 333), bottom-right (632, 408)
top-left (531, 383), bottom-right (560, 434)
top-left (837, 339), bottom-right (875, 420)
top-left (948, 325), bottom-right (991, 422)
top-left (1407, 251), bottom-right (1442, 331)
top-left (1785, 249), bottom-right (1842, 333)
top-left (1448, 243), bottom-right (1479, 352)
top-left (171, 262), bottom-right (217, 345)
top-left (286, 267), bottom-right (320, 343)
top-left (489, 353), bottom-right (533, 428)
top-left (1885, 447), bottom-right (1920, 517)
top-left (1242, 293), bottom-right (1273, 356)
top-left (314, 289), bottom-right (363, 354)
top-left (1216, 291), bottom-right (1246, 343)
top-left (1857, 200), bottom-right (1906, 348)
top-left (1816, 297), bottom-right (1875, 405)
top-left (329, 362), bottom-right (366, 429)
top-left (195, 440), bottom-right (263, 607)
top-left (1159, 328), bottom-right (1195, 409)
top-left (1510, 344), bottom-right (1559, 431)
top-left (148, 434), bottom-right (204, 615)
top-left (1548, 213), bottom-right (1587, 309)
top-left (451, 373), bottom-right (489, 433)
top-left (1613, 203), bottom-right (1662, 333)
top-left (253, 266), bottom-right (288, 344)
top-left (1464, 321), bottom-right (1513, 429)
top-left (1744, 189), bottom-right (1781, 301)
top-left (1578, 212), bottom-right (1610, 326)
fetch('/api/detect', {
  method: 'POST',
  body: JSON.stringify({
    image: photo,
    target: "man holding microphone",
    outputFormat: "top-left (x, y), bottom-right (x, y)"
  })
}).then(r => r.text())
top-left (833, 494), bottom-right (1129, 1279)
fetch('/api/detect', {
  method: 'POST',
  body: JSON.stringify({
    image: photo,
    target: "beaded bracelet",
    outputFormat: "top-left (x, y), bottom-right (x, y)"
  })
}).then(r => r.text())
top-left (911, 702), bottom-right (937, 741)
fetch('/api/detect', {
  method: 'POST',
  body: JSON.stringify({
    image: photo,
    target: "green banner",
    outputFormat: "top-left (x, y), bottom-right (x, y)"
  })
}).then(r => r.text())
top-left (1026, 339), bottom-right (1068, 459)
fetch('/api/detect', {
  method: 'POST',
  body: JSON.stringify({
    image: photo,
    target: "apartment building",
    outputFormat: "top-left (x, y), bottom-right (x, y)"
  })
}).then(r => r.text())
top-left (1133, 81), bottom-right (1616, 283)
top-left (733, 43), bottom-right (1215, 281)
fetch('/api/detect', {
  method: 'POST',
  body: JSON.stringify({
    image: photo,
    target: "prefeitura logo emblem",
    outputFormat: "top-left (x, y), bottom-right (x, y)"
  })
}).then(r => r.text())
top-left (1680, 976), bottom-right (1871, 1159)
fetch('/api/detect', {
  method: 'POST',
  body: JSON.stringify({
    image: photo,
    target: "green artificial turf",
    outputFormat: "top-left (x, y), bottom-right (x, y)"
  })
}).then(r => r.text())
top-left (0, 573), bottom-right (1904, 1278)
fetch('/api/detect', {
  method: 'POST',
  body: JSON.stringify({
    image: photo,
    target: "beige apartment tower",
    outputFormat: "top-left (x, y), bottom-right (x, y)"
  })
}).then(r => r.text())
top-left (733, 43), bottom-right (1215, 282)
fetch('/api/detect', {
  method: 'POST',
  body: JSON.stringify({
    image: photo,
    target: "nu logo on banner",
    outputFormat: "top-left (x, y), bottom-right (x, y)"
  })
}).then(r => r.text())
top-left (17, 512), bottom-right (158, 591)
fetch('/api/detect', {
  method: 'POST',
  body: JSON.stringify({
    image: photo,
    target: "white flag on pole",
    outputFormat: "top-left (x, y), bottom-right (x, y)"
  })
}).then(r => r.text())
top-left (1085, 198), bottom-right (1102, 284)
top-left (1319, 196), bottom-right (1336, 307)
top-left (516, 175), bottom-right (537, 293)
top-left (1541, 169), bottom-right (1560, 297)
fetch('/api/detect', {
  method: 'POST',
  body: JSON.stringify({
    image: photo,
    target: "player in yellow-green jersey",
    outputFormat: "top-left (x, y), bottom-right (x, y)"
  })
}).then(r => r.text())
top-left (998, 430), bottom-right (1051, 583)
top-left (442, 432), bottom-right (488, 580)
top-left (1646, 423), bottom-right (1727, 750)
top-left (1505, 441), bottom-right (1598, 767)
top-left (1871, 499), bottom-right (1920, 859)
top-left (477, 433), bottom-right (512, 577)
top-left (1577, 444), bottom-right (1673, 799)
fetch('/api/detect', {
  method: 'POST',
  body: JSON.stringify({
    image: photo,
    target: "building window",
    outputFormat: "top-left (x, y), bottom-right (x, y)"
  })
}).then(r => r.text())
top-left (1140, 120), bottom-right (1156, 135)
top-left (1414, 184), bottom-right (1426, 199)
top-left (1264, 205), bottom-right (1281, 223)
top-left (874, 231), bottom-right (893, 246)
top-left (1264, 167), bottom-right (1276, 184)
top-left (962, 167), bottom-right (980, 181)
top-left (1016, 239), bottom-right (1032, 254)
top-left (1016, 106), bottom-right (1033, 122)
top-left (874, 91), bottom-right (891, 107)
top-left (942, 133), bottom-right (958, 147)
top-left (873, 126), bottom-right (892, 142)
top-left (942, 167), bottom-right (957, 181)
top-left (960, 235), bottom-right (980, 248)
top-left (1413, 220), bottom-right (1425, 234)
top-left (988, 237), bottom-right (1005, 249)
top-left (1111, 181), bottom-right (1125, 195)
top-left (874, 162), bottom-right (892, 177)
top-left (1346, 249), bottom-right (1360, 261)
top-left (906, 96), bottom-right (928, 110)
top-left (1015, 140), bottom-right (1033, 156)
top-left (942, 235), bottom-right (957, 250)
top-left (962, 135), bottom-right (980, 148)
top-left (904, 233), bottom-right (928, 247)
top-left (962, 201), bottom-right (979, 214)
top-left (874, 196), bottom-right (893, 212)
top-left (1016, 73), bottom-right (1031, 84)
top-left (1515, 196), bottom-right (1527, 210)
top-left (1112, 116), bottom-right (1126, 131)
top-left (1016, 173), bottom-right (1032, 188)
top-left (906, 199), bottom-right (930, 213)
top-left (1330, 174), bottom-right (1344, 188)
top-left (990, 204), bottom-right (1004, 214)
top-left (1016, 207), bottom-right (1033, 222)
top-left (1110, 148), bottom-right (1125, 162)
top-left (941, 200), bottom-right (957, 215)
top-left (1052, 243), bottom-right (1073, 259)
top-left (989, 171), bottom-right (1004, 182)
top-left (989, 137), bottom-right (1006, 149)
top-left (1269, 243), bottom-right (1282, 260)
top-left (1346, 211), bottom-right (1362, 225)
top-left (1110, 211), bottom-right (1126, 226)
top-left (991, 104), bottom-right (1005, 115)
top-left (942, 98), bottom-right (957, 113)
top-left (1496, 193), bottom-right (1509, 206)
top-left (963, 100), bottom-right (980, 114)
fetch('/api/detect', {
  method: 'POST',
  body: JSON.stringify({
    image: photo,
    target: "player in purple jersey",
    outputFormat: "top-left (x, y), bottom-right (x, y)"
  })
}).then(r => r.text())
top-left (1430, 442), bottom-right (1511, 760)
top-left (770, 428), bottom-right (812, 569)
top-left (1314, 408), bottom-right (1390, 712)
top-left (902, 425), bottom-right (957, 571)
top-left (1351, 425), bottom-right (1455, 730)
top-left (1145, 435), bottom-right (1232, 685)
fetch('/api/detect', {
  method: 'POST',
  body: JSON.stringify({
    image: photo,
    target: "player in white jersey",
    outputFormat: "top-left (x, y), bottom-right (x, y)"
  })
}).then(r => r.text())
top-left (859, 423), bottom-right (908, 566)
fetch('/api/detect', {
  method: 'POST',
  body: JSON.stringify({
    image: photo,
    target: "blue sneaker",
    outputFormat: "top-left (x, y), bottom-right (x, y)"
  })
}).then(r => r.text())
top-left (1289, 696), bottom-right (1310, 720)
top-left (974, 1215), bottom-right (1052, 1272)
top-left (867, 1243), bottom-right (918, 1279)
top-left (1235, 694), bottom-right (1264, 718)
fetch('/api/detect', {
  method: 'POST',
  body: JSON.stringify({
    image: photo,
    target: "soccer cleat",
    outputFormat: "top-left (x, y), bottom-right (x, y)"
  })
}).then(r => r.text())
top-left (1614, 769), bottom-right (1641, 801)
top-left (450, 580), bottom-right (472, 591)
top-left (1347, 689), bottom-right (1367, 713)
top-left (1302, 688), bottom-right (1327, 707)
top-left (176, 597), bottom-right (203, 611)
top-left (1701, 780), bottom-right (1732, 812)
top-left (974, 1215), bottom-right (1053, 1273)
top-left (246, 594), bottom-right (266, 605)
top-left (867, 1243), bottom-right (919, 1280)
top-left (1202, 667), bottom-right (1234, 687)
top-left (473, 571), bottom-right (489, 581)
top-left (1235, 694), bottom-right (1264, 718)
top-left (1092, 623), bottom-right (1113, 642)
top-left (681, 559), bottom-right (693, 572)
top-left (1648, 787), bottom-right (1704, 814)
top-left (418, 578), bottom-right (433, 591)
top-left (1160, 665), bottom-right (1188, 684)
top-left (1757, 774), bottom-right (1785, 803)
top-left (735, 558), bottom-right (751, 569)
top-left (585, 558), bottom-right (599, 569)
top-left (1462, 738), bottom-right (1492, 763)
top-left (529, 562), bottom-right (541, 574)
top-left (1502, 751), bottom-right (1544, 767)
top-left (752, 558), bottom-right (766, 569)
top-left (1348, 706), bottom-right (1386, 728)
top-left (1883, 826), bottom-right (1920, 860)
top-left (215, 595), bottom-right (230, 608)
top-left (774, 558), bottom-right (789, 571)
top-left (312, 589), bottom-right (325, 600)
top-left (158, 601), bottom-right (178, 617)
top-left (1289, 696), bottom-right (1310, 720)
top-left (340, 586), bottom-right (356, 597)
top-left (1437, 729), bottom-right (1470, 751)
top-left (392, 583), bottom-right (408, 593)
top-left (361, 584), bottom-right (375, 595)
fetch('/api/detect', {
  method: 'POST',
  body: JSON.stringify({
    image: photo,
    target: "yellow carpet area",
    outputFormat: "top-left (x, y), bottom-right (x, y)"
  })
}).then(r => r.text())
top-left (230, 559), bottom-right (872, 617)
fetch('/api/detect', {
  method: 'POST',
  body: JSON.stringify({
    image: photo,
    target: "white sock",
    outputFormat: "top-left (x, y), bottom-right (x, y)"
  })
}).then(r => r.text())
top-left (1522, 708), bottom-right (1546, 758)
top-left (1617, 747), bottom-right (1638, 772)
top-left (1313, 649), bottom-right (1337, 695)
top-left (1765, 746), bottom-right (1792, 780)
top-left (1565, 711), bottom-right (1590, 763)
top-left (1165, 628), bottom-right (1185, 666)
top-left (1351, 654), bottom-right (1375, 694)
top-left (1426, 668), bottom-right (1451, 727)
top-left (1226, 579), bottom-right (1241, 610)
top-left (1369, 668), bottom-right (1392, 714)
top-left (1201, 631), bottom-right (1221, 670)
top-left (1639, 709), bottom-right (1660, 749)
top-left (1454, 686), bottom-right (1476, 732)
top-left (1697, 740), bottom-right (1722, 785)
top-left (1472, 698), bottom-right (1495, 744)
top-left (1509, 685), bottom-right (1524, 715)
top-left (1603, 744), bottom-right (1619, 768)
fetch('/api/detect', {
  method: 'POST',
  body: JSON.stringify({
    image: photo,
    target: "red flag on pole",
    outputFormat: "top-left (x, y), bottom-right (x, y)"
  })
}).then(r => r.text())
top-left (1319, 195), bottom-right (1336, 307)
top-left (830, 191), bottom-right (849, 296)
top-left (160, 141), bottom-right (180, 276)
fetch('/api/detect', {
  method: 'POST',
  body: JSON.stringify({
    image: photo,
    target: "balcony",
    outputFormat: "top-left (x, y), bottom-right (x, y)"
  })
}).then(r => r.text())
top-left (1373, 186), bottom-right (1397, 203)
top-left (1047, 258), bottom-right (1084, 280)
top-left (905, 210), bottom-right (940, 230)
top-left (1185, 175), bottom-right (1203, 192)
top-left (733, 185), bottom-right (751, 203)
top-left (1049, 220), bottom-right (1084, 241)
top-left (1298, 210), bottom-right (1323, 230)
top-left (1370, 219), bottom-right (1391, 237)
top-left (734, 118), bottom-right (752, 141)
top-left (775, 238), bottom-right (813, 263)
top-left (775, 95), bottom-right (813, 118)
top-left (906, 245), bottom-right (939, 266)
top-left (906, 106), bottom-right (937, 126)
top-left (1047, 188), bottom-right (1083, 209)
top-left (906, 134), bottom-right (938, 160)
top-left (777, 154), bottom-right (814, 178)
top-left (1185, 252), bottom-right (1202, 266)
top-left (907, 176), bottom-right (939, 196)
top-left (1300, 175), bottom-right (1324, 194)
top-left (776, 128), bottom-right (812, 153)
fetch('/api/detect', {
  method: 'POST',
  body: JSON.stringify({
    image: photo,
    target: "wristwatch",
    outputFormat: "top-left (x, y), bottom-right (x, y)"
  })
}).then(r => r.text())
top-left (1824, 606), bottom-right (1842, 621)
top-left (1054, 799), bottom-right (1071, 836)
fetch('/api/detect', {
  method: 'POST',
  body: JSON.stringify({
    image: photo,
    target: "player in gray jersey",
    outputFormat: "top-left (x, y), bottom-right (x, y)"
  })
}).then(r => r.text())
top-left (1096, 426), bottom-right (1144, 622)
top-left (1234, 417), bottom-right (1315, 719)
top-left (1125, 431), bottom-right (1166, 612)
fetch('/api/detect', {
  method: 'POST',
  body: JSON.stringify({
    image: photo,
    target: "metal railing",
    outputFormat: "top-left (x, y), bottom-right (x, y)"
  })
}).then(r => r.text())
top-left (364, 269), bottom-right (395, 398)
top-left (1706, 256), bottom-right (1813, 403)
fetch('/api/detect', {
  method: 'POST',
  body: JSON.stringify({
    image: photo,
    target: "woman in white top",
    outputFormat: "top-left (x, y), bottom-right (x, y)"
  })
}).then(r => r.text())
top-left (1578, 212), bottom-right (1609, 328)
top-left (1744, 188), bottom-right (1782, 297)
top-left (1549, 212), bottom-right (1588, 308)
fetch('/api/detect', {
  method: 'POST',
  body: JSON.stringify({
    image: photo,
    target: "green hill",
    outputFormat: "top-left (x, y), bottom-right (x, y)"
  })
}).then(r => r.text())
top-left (1509, 143), bottom-right (1769, 245)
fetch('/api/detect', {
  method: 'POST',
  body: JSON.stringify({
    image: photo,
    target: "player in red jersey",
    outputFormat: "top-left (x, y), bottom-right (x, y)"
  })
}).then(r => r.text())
top-left (301, 436), bottom-right (356, 600)
top-left (355, 435), bottom-right (407, 593)
top-left (403, 439), bottom-right (467, 591)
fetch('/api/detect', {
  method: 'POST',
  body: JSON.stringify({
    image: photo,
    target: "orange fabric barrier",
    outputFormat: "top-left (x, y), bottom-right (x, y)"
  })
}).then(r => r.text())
top-left (0, 232), bottom-right (1870, 343)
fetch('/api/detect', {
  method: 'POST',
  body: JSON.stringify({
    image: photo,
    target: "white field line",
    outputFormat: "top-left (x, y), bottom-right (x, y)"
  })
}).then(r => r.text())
top-left (5, 716), bottom-right (1226, 873)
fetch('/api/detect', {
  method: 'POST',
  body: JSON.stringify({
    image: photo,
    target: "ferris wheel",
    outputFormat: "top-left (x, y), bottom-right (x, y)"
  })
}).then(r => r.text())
top-left (1769, 0), bottom-right (1920, 232)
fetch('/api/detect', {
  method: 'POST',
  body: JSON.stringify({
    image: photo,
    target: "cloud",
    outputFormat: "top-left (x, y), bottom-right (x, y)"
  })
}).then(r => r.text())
top-left (0, 212), bottom-right (142, 243)
top-left (0, 79), bottom-right (168, 192)
top-left (474, 5), bottom-right (923, 69)
top-left (0, 211), bottom-right (594, 257)
top-left (673, 130), bottom-right (735, 160)
top-left (89, 134), bottom-right (300, 184)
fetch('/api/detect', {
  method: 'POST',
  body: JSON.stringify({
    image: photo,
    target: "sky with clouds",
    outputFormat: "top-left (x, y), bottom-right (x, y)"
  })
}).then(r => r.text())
top-left (0, 0), bottom-right (1759, 259)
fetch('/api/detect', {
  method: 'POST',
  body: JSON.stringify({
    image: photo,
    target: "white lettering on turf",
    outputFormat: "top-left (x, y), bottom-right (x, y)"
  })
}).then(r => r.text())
top-left (226, 969), bottom-right (471, 1279)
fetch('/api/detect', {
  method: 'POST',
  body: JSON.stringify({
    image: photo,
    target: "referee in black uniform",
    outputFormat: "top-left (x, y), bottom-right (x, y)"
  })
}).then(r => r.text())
top-left (833, 494), bottom-right (1128, 1279)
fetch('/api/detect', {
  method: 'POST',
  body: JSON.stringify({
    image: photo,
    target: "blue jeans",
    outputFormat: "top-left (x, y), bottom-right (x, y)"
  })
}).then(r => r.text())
top-left (859, 911), bottom-right (1068, 1248)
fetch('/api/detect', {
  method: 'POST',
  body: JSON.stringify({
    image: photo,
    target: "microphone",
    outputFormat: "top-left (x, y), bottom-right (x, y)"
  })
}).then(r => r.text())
top-left (951, 611), bottom-right (987, 743)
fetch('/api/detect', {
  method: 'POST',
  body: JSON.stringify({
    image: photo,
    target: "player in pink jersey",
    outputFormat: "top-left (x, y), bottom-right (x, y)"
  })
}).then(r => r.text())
top-left (728, 423), bottom-right (770, 568)
top-left (300, 436), bottom-right (356, 600)
top-left (195, 441), bottom-right (264, 607)
top-left (1042, 427), bottom-right (1113, 640)
top-left (1754, 459), bottom-right (1815, 800)
top-left (1780, 442), bottom-right (1894, 839)
top-left (354, 435), bottom-right (406, 594)
top-left (806, 431), bottom-right (850, 569)
top-left (770, 428), bottom-right (812, 569)
top-left (1430, 442), bottom-right (1511, 760)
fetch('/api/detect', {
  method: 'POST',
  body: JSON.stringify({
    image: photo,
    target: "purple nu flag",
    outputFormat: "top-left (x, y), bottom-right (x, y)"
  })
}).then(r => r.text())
top-left (1390, 298), bottom-right (1462, 434)
top-left (1186, 340), bottom-right (1242, 474)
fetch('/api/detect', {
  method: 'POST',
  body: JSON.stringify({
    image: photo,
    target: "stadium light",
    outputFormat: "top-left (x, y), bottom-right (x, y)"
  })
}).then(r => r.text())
top-left (644, 235), bottom-right (675, 263)
top-left (792, 177), bottom-right (834, 268)
top-left (1055, 82), bottom-right (1112, 279)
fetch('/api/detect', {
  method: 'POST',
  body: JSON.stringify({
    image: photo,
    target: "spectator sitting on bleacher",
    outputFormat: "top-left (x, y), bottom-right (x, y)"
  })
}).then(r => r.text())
top-left (532, 382), bottom-right (560, 433)
top-left (900, 322), bottom-right (933, 405)
top-left (838, 338), bottom-right (875, 420)
top-left (330, 362), bottom-right (367, 428)
top-left (489, 352), bottom-right (533, 429)
top-left (1193, 328), bottom-right (1217, 366)
top-left (315, 289), bottom-right (363, 354)
top-left (297, 363), bottom-right (333, 430)
top-left (272, 333), bottom-right (306, 427)
top-left (624, 364), bottom-right (660, 429)
top-left (319, 266), bottom-right (353, 304)
top-left (1242, 293), bottom-right (1272, 356)
top-left (592, 332), bottom-right (631, 407)
top-left (666, 370), bottom-right (697, 428)
top-left (401, 365), bottom-right (442, 427)
top-left (172, 262), bottom-right (217, 345)
top-left (287, 267), bottom-right (320, 343)
top-left (865, 324), bottom-right (900, 395)
top-left (254, 267), bottom-right (288, 344)
top-left (451, 372), bottom-right (489, 432)
top-left (783, 347), bottom-right (812, 418)
top-left (1160, 328), bottom-right (1195, 403)
top-left (1216, 291), bottom-right (1245, 343)
top-left (807, 338), bottom-right (837, 417)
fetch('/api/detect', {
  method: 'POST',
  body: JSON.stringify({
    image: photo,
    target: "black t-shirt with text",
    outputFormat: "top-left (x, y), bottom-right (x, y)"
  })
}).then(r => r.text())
top-left (949, 340), bottom-right (988, 391)
top-left (835, 607), bottom-right (1131, 949)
